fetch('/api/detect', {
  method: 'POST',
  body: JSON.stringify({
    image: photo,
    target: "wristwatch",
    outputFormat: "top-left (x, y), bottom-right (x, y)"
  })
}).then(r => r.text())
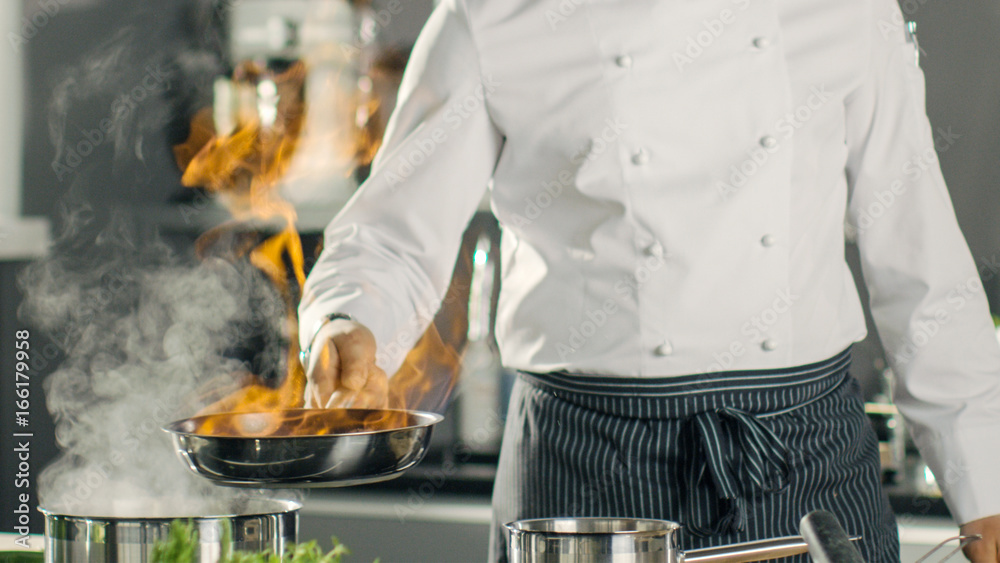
top-left (298, 313), bottom-right (354, 369)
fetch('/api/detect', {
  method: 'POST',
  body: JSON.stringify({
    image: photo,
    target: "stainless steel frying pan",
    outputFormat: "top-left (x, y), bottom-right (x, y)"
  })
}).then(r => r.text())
top-left (163, 408), bottom-right (442, 487)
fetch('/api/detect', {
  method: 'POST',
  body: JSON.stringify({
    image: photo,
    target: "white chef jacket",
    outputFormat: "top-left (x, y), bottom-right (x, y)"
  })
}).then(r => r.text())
top-left (300, 0), bottom-right (1000, 524)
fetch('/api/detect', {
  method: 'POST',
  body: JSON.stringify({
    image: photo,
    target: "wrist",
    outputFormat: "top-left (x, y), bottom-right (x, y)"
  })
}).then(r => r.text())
top-left (299, 313), bottom-right (354, 369)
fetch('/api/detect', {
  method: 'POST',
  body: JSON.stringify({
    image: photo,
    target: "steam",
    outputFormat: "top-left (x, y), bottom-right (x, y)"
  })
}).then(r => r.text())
top-left (20, 1), bottom-right (299, 517)
top-left (20, 210), bottom-right (293, 517)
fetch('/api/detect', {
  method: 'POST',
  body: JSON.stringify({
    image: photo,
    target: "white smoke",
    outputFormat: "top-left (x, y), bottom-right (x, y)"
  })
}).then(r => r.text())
top-left (20, 2), bottom-right (301, 516)
top-left (19, 210), bottom-right (295, 517)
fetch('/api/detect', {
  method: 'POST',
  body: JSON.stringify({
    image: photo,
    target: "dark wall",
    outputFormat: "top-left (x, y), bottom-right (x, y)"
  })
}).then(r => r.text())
top-left (21, 0), bottom-right (222, 224)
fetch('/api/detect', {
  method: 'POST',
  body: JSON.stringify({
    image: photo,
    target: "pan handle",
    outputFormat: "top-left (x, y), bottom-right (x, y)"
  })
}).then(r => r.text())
top-left (799, 510), bottom-right (865, 562)
top-left (681, 536), bottom-right (810, 563)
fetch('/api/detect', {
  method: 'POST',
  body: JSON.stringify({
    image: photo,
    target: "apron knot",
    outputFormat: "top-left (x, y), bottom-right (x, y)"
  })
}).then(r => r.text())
top-left (684, 406), bottom-right (790, 537)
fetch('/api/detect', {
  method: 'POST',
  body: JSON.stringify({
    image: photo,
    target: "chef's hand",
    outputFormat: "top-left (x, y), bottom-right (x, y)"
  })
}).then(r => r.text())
top-left (961, 514), bottom-right (1000, 561)
top-left (302, 318), bottom-right (389, 410)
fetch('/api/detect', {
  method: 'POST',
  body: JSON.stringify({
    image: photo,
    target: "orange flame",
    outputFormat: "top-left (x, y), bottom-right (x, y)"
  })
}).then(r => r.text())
top-left (173, 53), bottom-right (468, 437)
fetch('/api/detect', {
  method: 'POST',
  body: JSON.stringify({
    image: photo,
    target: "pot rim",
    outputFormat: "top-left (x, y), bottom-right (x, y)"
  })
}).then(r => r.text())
top-left (505, 517), bottom-right (682, 536)
top-left (37, 498), bottom-right (302, 521)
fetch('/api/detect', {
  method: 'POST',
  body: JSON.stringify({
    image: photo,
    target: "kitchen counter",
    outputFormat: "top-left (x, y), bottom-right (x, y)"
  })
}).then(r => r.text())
top-left (0, 510), bottom-right (964, 562)
top-left (298, 485), bottom-right (964, 562)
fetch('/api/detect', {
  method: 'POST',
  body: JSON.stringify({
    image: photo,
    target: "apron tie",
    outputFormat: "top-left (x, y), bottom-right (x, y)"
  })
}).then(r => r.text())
top-left (684, 406), bottom-right (790, 537)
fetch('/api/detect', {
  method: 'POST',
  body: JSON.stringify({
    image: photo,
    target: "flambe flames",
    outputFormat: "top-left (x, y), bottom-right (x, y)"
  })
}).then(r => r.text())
top-left (175, 60), bottom-right (310, 421)
top-left (185, 409), bottom-right (424, 438)
top-left (174, 58), bottom-right (464, 437)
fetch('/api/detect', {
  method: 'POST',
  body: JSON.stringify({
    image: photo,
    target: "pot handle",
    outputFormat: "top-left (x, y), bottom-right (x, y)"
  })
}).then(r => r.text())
top-left (799, 510), bottom-right (865, 562)
top-left (681, 536), bottom-right (809, 563)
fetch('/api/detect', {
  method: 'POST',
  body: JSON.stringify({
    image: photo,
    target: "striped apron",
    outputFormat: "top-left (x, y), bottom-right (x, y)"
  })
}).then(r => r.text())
top-left (489, 348), bottom-right (900, 562)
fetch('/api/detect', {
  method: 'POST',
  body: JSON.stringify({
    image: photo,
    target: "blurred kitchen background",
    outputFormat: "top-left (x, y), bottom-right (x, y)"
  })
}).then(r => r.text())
top-left (1, 0), bottom-right (999, 561)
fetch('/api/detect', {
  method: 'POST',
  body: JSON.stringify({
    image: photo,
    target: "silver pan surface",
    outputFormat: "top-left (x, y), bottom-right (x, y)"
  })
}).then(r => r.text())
top-left (164, 408), bottom-right (443, 487)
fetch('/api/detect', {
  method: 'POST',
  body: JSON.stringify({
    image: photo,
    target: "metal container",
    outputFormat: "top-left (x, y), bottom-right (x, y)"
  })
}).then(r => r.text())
top-left (40, 499), bottom-right (299, 563)
top-left (506, 518), bottom-right (812, 563)
top-left (164, 408), bottom-right (443, 487)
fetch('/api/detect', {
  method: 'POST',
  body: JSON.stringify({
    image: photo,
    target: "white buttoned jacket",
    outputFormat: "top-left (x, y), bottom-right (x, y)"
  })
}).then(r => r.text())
top-left (300, 0), bottom-right (1000, 524)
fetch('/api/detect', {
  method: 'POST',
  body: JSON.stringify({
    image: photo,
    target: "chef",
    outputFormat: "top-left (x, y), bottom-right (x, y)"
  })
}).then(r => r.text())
top-left (297, 0), bottom-right (1000, 560)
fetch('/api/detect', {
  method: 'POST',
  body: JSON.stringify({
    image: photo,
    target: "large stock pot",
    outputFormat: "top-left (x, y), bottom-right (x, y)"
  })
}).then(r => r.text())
top-left (40, 499), bottom-right (299, 563)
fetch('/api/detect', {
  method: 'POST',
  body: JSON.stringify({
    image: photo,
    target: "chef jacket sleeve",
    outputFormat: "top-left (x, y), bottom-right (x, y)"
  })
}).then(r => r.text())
top-left (845, 0), bottom-right (1000, 525)
top-left (299, 0), bottom-right (502, 376)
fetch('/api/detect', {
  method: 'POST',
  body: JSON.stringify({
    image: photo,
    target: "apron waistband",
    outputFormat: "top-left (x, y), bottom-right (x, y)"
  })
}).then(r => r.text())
top-left (518, 347), bottom-right (852, 419)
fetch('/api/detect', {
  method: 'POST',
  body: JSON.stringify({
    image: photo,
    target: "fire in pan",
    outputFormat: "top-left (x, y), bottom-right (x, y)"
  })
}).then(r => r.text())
top-left (163, 408), bottom-right (443, 487)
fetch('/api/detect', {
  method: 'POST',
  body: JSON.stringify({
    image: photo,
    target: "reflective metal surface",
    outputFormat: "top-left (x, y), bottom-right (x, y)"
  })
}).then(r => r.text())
top-left (164, 408), bottom-right (443, 487)
top-left (507, 518), bottom-right (680, 563)
top-left (506, 518), bottom-right (811, 563)
top-left (41, 499), bottom-right (299, 563)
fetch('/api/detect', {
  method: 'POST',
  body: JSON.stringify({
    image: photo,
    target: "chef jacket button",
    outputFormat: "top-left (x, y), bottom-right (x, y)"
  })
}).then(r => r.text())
top-left (654, 341), bottom-right (674, 356)
top-left (631, 148), bottom-right (650, 165)
top-left (643, 241), bottom-right (665, 259)
top-left (615, 54), bottom-right (633, 69)
top-left (759, 135), bottom-right (778, 149)
top-left (760, 234), bottom-right (776, 247)
top-left (752, 36), bottom-right (772, 50)
top-left (761, 339), bottom-right (778, 352)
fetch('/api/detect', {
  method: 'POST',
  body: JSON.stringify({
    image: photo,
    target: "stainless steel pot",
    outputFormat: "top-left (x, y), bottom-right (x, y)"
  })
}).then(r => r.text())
top-left (506, 518), bottom-right (812, 563)
top-left (164, 408), bottom-right (443, 487)
top-left (40, 498), bottom-right (299, 563)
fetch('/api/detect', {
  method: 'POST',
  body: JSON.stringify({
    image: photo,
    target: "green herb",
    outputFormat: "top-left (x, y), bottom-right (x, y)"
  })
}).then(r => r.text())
top-left (151, 520), bottom-right (373, 563)
top-left (152, 520), bottom-right (198, 563)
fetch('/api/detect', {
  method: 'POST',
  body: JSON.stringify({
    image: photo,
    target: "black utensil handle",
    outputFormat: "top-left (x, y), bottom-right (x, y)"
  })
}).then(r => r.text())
top-left (799, 510), bottom-right (866, 563)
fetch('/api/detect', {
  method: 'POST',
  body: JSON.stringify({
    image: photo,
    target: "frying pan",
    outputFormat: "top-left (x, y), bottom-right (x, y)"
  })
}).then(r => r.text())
top-left (163, 408), bottom-right (443, 487)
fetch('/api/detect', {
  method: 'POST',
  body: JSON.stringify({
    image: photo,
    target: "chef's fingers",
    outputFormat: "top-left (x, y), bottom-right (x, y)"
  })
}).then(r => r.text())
top-left (331, 326), bottom-right (378, 392)
top-left (308, 343), bottom-right (339, 406)
top-left (325, 388), bottom-right (351, 409)
top-left (304, 380), bottom-right (316, 408)
top-left (353, 366), bottom-right (389, 409)
top-left (325, 366), bottom-right (388, 409)
top-left (960, 515), bottom-right (1000, 562)
top-left (961, 536), bottom-right (997, 562)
